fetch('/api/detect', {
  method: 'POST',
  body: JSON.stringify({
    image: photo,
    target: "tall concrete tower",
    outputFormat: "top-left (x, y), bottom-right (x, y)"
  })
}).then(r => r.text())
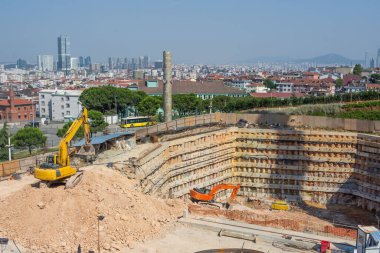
top-left (57, 35), bottom-right (71, 75)
top-left (163, 51), bottom-right (172, 122)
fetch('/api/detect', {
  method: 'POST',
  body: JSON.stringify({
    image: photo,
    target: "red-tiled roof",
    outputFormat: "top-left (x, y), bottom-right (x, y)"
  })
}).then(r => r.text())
top-left (0, 98), bottom-right (33, 106)
top-left (250, 92), bottom-right (306, 98)
top-left (138, 80), bottom-right (246, 95)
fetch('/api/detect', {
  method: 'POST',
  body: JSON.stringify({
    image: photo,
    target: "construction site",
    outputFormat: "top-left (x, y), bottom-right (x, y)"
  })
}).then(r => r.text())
top-left (1, 53), bottom-right (380, 253)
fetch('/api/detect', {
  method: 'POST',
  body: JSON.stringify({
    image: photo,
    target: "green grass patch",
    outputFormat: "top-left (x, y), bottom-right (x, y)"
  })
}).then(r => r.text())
top-left (336, 110), bottom-right (380, 120)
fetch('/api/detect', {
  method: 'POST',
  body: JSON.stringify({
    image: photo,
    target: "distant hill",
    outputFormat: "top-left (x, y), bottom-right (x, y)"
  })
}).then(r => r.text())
top-left (237, 53), bottom-right (363, 65)
top-left (296, 54), bottom-right (362, 65)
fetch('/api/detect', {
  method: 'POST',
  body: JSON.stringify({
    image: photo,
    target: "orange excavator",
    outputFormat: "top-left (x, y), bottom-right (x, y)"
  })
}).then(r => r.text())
top-left (190, 184), bottom-right (240, 209)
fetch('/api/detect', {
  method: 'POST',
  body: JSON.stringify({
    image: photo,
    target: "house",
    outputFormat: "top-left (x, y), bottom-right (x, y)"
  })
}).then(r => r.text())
top-left (0, 88), bottom-right (35, 122)
top-left (245, 83), bottom-right (268, 93)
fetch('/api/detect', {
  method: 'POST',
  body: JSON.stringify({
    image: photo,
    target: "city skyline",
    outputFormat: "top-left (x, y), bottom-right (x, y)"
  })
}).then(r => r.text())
top-left (0, 0), bottom-right (379, 64)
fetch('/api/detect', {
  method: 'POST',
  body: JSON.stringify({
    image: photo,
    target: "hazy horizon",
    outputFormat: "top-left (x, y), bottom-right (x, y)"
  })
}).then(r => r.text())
top-left (1, 0), bottom-right (379, 64)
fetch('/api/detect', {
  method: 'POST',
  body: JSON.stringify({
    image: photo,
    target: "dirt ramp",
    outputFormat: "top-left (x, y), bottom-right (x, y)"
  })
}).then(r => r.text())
top-left (0, 167), bottom-right (183, 252)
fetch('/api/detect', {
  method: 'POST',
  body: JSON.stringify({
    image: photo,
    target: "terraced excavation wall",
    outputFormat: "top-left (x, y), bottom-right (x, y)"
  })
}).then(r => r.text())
top-left (133, 128), bottom-right (380, 212)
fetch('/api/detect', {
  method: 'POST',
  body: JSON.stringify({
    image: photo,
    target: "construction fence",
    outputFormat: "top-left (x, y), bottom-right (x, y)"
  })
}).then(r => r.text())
top-left (0, 154), bottom-right (49, 178)
top-left (135, 112), bottom-right (380, 139)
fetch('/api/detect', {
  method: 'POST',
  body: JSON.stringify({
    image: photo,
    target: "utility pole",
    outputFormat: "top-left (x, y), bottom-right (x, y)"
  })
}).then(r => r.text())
top-left (6, 137), bottom-right (12, 161)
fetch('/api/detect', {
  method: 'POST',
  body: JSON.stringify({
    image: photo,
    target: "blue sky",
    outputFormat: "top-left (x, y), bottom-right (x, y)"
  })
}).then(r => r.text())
top-left (0, 0), bottom-right (379, 64)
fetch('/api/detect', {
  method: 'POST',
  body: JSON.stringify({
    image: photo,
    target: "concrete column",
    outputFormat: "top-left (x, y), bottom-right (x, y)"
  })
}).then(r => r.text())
top-left (163, 51), bottom-right (172, 122)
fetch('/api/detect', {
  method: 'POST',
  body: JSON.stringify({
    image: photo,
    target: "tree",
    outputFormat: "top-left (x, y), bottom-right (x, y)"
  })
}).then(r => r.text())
top-left (79, 86), bottom-right (148, 115)
top-left (137, 96), bottom-right (162, 116)
top-left (370, 74), bottom-right (380, 83)
top-left (12, 128), bottom-right (47, 155)
top-left (335, 78), bottom-right (344, 88)
top-left (263, 79), bottom-right (277, 90)
top-left (57, 122), bottom-right (84, 139)
top-left (353, 64), bottom-right (363, 75)
top-left (173, 94), bottom-right (204, 116)
top-left (88, 110), bottom-right (108, 134)
top-left (57, 110), bottom-right (107, 139)
top-left (0, 123), bottom-right (9, 161)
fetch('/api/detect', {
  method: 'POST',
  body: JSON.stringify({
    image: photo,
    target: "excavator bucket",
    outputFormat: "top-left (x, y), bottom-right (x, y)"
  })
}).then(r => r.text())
top-left (77, 143), bottom-right (96, 155)
top-left (77, 144), bottom-right (96, 163)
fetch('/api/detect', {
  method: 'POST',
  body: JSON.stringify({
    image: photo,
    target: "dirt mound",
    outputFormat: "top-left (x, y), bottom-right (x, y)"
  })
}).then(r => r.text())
top-left (0, 167), bottom-right (184, 252)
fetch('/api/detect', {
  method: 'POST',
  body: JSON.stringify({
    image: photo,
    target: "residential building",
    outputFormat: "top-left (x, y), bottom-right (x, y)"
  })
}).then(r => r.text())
top-left (70, 58), bottom-right (79, 70)
top-left (276, 82), bottom-right (294, 93)
top-left (377, 48), bottom-right (380, 68)
top-left (0, 88), bottom-right (35, 122)
top-left (37, 55), bottom-right (54, 72)
top-left (57, 35), bottom-right (71, 74)
top-left (137, 80), bottom-right (247, 100)
top-left (245, 83), bottom-right (268, 93)
top-left (39, 89), bottom-right (82, 122)
top-left (0, 74), bottom-right (7, 83)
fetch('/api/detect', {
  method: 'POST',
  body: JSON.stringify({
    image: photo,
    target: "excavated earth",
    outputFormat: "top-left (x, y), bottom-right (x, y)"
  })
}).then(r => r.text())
top-left (0, 166), bottom-right (184, 252)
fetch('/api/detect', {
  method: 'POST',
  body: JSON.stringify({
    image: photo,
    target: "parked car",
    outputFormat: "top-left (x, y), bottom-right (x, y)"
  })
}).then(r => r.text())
top-left (24, 121), bottom-right (40, 128)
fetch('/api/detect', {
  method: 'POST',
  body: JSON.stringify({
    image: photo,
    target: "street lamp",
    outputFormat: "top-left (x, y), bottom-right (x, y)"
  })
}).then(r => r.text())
top-left (97, 215), bottom-right (105, 253)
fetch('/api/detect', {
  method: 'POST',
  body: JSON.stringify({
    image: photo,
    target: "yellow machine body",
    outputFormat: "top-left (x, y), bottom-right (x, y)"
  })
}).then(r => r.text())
top-left (34, 108), bottom-right (93, 183)
top-left (271, 200), bottom-right (290, 211)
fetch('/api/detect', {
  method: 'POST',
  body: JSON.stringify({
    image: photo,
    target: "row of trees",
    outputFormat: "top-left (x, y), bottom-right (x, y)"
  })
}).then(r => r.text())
top-left (79, 86), bottom-right (380, 118)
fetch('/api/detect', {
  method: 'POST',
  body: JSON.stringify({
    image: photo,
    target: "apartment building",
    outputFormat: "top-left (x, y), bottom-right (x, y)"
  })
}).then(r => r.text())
top-left (39, 89), bottom-right (82, 122)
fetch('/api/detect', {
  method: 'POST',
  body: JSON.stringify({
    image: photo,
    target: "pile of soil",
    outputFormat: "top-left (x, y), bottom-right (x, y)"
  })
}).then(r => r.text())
top-left (0, 167), bottom-right (184, 252)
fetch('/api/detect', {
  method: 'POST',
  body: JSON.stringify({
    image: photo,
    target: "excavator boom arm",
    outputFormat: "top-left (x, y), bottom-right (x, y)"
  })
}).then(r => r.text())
top-left (58, 107), bottom-right (91, 167)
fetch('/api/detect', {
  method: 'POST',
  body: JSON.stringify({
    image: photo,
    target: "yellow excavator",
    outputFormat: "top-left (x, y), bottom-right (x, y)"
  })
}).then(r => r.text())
top-left (34, 107), bottom-right (95, 188)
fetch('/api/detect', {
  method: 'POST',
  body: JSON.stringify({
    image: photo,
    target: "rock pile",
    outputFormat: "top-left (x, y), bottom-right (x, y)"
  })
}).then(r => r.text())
top-left (0, 167), bottom-right (183, 252)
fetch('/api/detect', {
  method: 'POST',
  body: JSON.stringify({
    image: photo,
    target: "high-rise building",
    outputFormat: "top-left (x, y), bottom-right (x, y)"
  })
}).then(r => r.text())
top-left (71, 58), bottom-right (79, 70)
top-left (370, 58), bottom-right (375, 69)
top-left (138, 56), bottom-right (143, 69)
top-left (57, 35), bottom-right (71, 75)
top-left (108, 57), bottom-right (113, 70)
top-left (79, 56), bottom-right (84, 67)
top-left (16, 59), bottom-right (28, 69)
top-left (154, 60), bottom-right (163, 69)
top-left (84, 56), bottom-right (92, 67)
top-left (37, 55), bottom-right (54, 72)
top-left (130, 58), bottom-right (138, 70)
top-left (377, 48), bottom-right (380, 68)
top-left (143, 56), bottom-right (149, 68)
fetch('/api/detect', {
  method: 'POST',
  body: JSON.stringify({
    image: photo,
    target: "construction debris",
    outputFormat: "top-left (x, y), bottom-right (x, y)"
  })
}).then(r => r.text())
top-left (0, 167), bottom-right (184, 252)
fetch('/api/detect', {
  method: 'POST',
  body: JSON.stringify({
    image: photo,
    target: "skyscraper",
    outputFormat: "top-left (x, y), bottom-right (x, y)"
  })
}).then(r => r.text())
top-left (79, 56), bottom-right (84, 67)
top-left (84, 56), bottom-right (92, 67)
top-left (377, 48), bottom-right (380, 68)
top-left (370, 58), bottom-right (375, 69)
top-left (108, 57), bottom-right (113, 70)
top-left (37, 55), bottom-right (54, 72)
top-left (143, 56), bottom-right (149, 68)
top-left (57, 35), bottom-right (71, 75)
